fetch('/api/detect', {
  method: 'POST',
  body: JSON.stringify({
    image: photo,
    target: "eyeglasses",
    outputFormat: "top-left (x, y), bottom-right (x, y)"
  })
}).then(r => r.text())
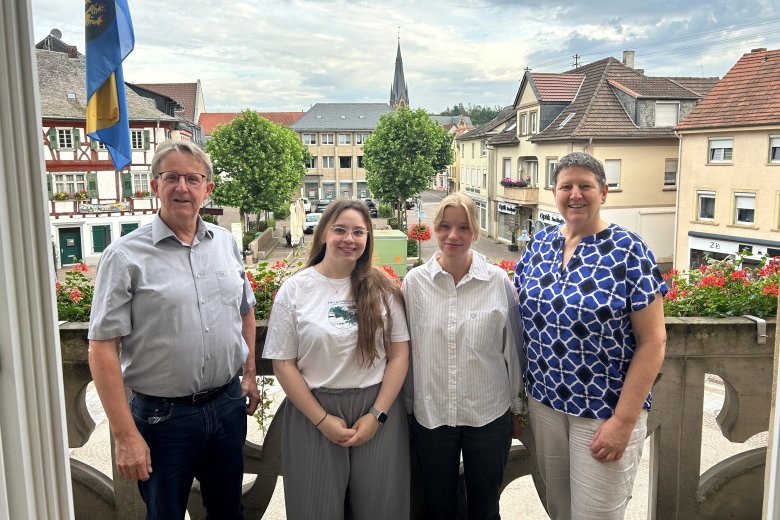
top-left (330, 226), bottom-right (368, 238)
top-left (157, 171), bottom-right (208, 187)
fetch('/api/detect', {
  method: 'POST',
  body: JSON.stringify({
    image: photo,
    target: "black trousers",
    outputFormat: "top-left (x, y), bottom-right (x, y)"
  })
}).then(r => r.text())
top-left (411, 411), bottom-right (512, 520)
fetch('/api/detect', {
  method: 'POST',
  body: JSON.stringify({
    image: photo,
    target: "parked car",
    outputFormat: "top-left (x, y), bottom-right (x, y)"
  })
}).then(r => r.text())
top-left (301, 197), bottom-right (311, 213)
top-left (315, 200), bottom-right (332, 213)
top-left (405, 198), bottom-right (416, 209)
top-left (362, 198), bottom-right (378, 218)
top-left (303, 212), bottom-right (323, 234)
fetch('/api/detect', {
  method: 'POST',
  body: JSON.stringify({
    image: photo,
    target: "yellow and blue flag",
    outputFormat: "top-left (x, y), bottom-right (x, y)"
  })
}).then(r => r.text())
top-left (85, 0), bottom-right (135, 170)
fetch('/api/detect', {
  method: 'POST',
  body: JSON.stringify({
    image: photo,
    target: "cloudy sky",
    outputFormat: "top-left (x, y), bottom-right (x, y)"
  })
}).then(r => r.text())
top-left (31, 0), bottom-right (780, 114)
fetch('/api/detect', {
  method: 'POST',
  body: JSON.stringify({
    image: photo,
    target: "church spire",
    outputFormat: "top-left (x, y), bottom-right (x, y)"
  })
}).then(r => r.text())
top-left (389, 34), bottom-right (409, 109)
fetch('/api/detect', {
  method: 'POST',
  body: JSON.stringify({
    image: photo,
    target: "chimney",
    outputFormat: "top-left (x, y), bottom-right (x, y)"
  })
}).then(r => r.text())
top-left (67, 46), bottom-right (78, 59)
top-left (751, 48), bottom-right (767, 53)
top-left (622, 50), bottom-right (635, 68)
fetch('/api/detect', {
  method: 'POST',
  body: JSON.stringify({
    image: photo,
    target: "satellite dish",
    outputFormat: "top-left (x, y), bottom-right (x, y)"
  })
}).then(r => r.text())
top-left (50, 28), bottom-right (62, 39)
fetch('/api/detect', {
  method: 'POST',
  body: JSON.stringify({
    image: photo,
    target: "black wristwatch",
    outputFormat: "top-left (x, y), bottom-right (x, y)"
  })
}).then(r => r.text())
top-left (369, 406), bottom-right (388, 424)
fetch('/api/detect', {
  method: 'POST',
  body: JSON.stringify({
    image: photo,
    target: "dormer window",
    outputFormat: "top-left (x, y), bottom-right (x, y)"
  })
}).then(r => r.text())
top-left (655, 101), bottom-right (680, 127)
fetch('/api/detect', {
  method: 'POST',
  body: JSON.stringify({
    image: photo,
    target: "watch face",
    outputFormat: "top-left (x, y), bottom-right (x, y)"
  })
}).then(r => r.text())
top-left (377, 411), bottom-right (388, 423)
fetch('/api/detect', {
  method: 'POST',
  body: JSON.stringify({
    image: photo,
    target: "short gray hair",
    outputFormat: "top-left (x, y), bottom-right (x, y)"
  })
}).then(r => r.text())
top-left (151, 140), bottom-right (213, 180)
top-left (551, 152), bottom-right (606, 188)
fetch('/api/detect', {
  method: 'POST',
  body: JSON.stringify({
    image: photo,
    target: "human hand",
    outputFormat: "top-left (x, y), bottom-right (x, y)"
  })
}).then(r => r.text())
top-left (511, 414), bottom-right (524, 440)
top-left (242, 377), bottom-right (261, 415)
top-left (317, 414), bottom-right (357, 445)
top-left (590, 415), bottom-right (634, 462)
top-left (114, 429), bottom-right (152, 480)
top-left (340, 413), bottom-right (380, 447)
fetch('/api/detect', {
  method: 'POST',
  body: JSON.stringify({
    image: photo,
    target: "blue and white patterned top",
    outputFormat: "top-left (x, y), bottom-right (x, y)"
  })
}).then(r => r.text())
top-left (513, 223), bottom-right (667, 419)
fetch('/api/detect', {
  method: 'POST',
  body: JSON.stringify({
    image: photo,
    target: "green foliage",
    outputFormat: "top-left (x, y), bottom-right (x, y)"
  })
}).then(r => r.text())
top-left (438, 103), bottom-right (503, 126)
top-left (273, 204), bottom-right (291, 220)
top-left (265, 218), bottom-right (276, 231)
top-left (387, 217), bottom-right (400, 230)
top-left (206, 109), bottom-right (310, 223)
top-left (378, 203), bottom-right (394, 218)
top-left (253, 375), bottom-right (276, 438)
top-left (664, 256), bottom-right (780, 317)
top-left (257, 221), bottom-right (268, 233)
top-left (407, 239), bottom-right (418, 257)
top-left (364, 107), bottom-right (453, 220)
top-left (247, 258), bottom-right (305, 320)
top-left (201, 213), bottom-right (219, 225)
top-left (55, 263), bottom-right (93, 321)
top-left (242, 232), bottom-right (256, 251)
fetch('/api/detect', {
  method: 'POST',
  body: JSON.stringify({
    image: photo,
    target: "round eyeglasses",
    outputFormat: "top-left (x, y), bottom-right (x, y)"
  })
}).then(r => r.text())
top-left (330, 226), bottom-right (368, 238)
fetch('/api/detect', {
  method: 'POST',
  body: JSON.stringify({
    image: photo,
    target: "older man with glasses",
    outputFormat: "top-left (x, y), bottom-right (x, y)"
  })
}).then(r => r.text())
top-left (88, 140), bottom-right (259, 519)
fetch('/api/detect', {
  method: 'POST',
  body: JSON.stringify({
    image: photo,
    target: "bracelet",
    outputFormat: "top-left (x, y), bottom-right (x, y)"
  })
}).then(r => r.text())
top-left (314, 411), bottom-right (328, 427)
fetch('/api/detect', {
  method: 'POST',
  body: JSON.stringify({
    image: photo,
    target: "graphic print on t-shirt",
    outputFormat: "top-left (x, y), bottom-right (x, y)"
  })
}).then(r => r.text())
top-left (328, 300), bottom-right (357, 330)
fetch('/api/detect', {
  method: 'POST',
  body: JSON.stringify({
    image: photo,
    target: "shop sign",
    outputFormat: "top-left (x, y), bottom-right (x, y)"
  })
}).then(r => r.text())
top-left (498, 202), bottom-right (518, 215)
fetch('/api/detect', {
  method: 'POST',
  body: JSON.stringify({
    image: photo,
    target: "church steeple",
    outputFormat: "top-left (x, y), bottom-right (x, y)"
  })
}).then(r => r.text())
top-left (389, 36), bottom-right (409, 109)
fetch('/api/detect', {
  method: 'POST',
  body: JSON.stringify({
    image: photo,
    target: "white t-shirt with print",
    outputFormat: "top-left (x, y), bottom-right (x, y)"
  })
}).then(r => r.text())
top-left (263, 267), bottom-right (409, 389)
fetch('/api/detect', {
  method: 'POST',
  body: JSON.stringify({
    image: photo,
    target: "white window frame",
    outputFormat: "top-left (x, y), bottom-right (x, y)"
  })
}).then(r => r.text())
top-left (322, 156), bottom-right (334, 168)
top-left (655, 101), bottom-right (680, 127)
top-left (356, 133), bottom-right (369, 145)
top-left (520, 113), bottom-right (528, 135)
top-left (303, 133), bottom-right (316, 145)
top-left (770, 135), bottom-right (780, 163)
top-left (664, 158), bottom-right (678, 187)
top-left (530, 112), bottom-right (538, 133)
top-left (132, 172), bottom-right (150, 194)
top-left (321, 133), bottom-right (334, 145)
top-left (734, 192), bottom-right (756, 225)
top-left (526, 161), bottom-right (538, 187)
top-left (57, 128), bottom-right (73, 149)
top-left (338, 133), bottom-right (351, 145)
top-left (54, 172), bottom-right (86, 194)
top-left (323, 182), bottom-right (336, 200)
top-left (697, 190), bottom-right (715, 221)
top-left (339, 156), bottom-right (352, 169)
top-left (503, 158), bottom-right (511, 179)
top-left (709, 137), bottom-right (733, 163)
top-left (480, 140), bottom-right (487, 157)
top-left (605, 159), bottom-right (621, 189)
top-left (482, 168), bottom-right (487, 188)
top-left (130, 129), bottom-right (144, 150)
top-left (471, 166), bottom-right (476, 186)
top-left (546, 158), bottom-right (558, 188)
top-left (306, 156), bottom-right (317, 169)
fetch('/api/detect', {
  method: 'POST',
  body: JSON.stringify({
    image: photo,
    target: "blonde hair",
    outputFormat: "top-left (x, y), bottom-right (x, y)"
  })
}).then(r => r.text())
top-left (433, 193), bottom-right (481, 240)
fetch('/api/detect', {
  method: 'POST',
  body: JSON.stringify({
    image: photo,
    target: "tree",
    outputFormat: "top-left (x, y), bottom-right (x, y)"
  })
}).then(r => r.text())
top-left (205, 109), bottom-right (310, 231)
top-left (363, 107), bottom-right (453, 229)
top-left (438, 103), bottom-right (502, 126)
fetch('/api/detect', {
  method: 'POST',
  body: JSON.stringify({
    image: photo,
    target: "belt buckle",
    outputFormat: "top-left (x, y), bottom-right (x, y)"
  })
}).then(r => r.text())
top-left (192, 388), bottom-right (211, 405)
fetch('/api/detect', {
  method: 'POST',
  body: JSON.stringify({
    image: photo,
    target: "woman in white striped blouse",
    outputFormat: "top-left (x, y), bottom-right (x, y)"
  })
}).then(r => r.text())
top-left (402, 193), bottom-right (525, 520)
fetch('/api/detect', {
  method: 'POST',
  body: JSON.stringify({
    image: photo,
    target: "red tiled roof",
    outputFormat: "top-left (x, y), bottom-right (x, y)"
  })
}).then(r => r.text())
top-left (136, 83), bottom-right (198, 123)
top-left (530, 73), bottom-right (585, 102)
top-left (199, 112), bottom-right (305, 135)
top-left (676, 48), bottom-right (780, 130)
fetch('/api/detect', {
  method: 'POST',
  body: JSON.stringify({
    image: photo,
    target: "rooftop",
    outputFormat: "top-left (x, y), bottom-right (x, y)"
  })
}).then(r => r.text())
top-left (291, 103), bottom-right (392, 131)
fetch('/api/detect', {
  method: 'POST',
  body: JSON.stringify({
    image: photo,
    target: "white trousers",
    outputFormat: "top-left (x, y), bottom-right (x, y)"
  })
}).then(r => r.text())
top-left (528, 397), bottom-right (647, 520)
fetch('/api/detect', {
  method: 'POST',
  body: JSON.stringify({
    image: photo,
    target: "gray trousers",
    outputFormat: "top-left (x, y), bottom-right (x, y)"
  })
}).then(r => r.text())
top-left (281, 383), bottom-right (410, 520)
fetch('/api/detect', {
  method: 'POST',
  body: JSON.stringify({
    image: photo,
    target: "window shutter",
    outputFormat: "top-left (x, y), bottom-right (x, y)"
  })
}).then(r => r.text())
top-left (47, 128), bottom-right (57, 149)
top-left (73, 128), bottom-right (81, 148)
top-left (46, 173), bottom-right (53, 198)
top-left (122, 172), bottom-right (132, 198)
top-left (90, 138), bottom-right (98, 150)
top-left (144, 130), bottom-right (151, 150)
top-left (87, 172), bottom-right (98, 198)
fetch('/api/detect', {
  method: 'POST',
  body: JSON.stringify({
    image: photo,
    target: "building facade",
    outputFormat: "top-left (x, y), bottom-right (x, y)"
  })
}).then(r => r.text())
top-left (675, 47), bottom-right (780, 269)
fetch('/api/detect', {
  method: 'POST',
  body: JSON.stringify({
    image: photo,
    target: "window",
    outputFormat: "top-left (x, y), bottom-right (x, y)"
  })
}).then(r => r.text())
top-left (471, 143), bottom-right (475, 159)
top-left (131, 129), bottom-right (144, 150)
top-left (339, 156), bottom-right (352, 168)
top-left (503, 158), bottom-right (511, 179)
top-left (530, 112), bottom-right (538, 133)
top-left (306, 156), bottom-right (317, 169)
top-left (303, 133), bottom-right (316, 145)
top-left (57, 129), bottom-right (73, 149)
top-left (546, 159), bottom-right (558, 188)
top-left (322, 156), bottom-right (334, 168)
top-left (697, 191), bottom-right (715, 221)
top-left (709, 138), bottom-right (733, 162)
top-left (770, 136), bottom-right (780, 162)
top-left (605, 159), bottom-right (621, 189)
top-left (482, 168), bottom-right (487, 188)
top-left (55, 173), bottom-right (86, 194)
top-left (340, 181), bottom-right (353, 198)
top-left (655, 102), bottom-right (680, 127)
top-left (323, 183), bottom-right (335, 199)
top-left (357, 156), bottom-right (364, 168)
top-left (526, 161), bottom-right (538, 187)
top-left (480, 140), bottom-right (487, 157)
top-left (321, 133), bottom-right (334, 145)
top-left (338, 133), bottom-right (351, 145)
top-left (521, 113), bottom-right (528, 135)
top-left (735, 192), bottom-right (756, 225)
top-left (132, 172), bottom-right (150, 193)
top-left (471, 167), bottom-right (476, 186)
top-left (664, 159), bottom-right (678, 187)
top-left (356, 133), bottom-right (369, 145)
top-left (356, 182), bottom-right (368, 198)
top-left (305, 181), bottom-right (319, 199)
top-left (460, 166), bottom-right (466, 184)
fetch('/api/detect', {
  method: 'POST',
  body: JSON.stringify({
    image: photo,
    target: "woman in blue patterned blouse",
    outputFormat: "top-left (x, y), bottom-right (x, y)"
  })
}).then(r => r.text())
top-left (514, 152), bottom-right (667, 520)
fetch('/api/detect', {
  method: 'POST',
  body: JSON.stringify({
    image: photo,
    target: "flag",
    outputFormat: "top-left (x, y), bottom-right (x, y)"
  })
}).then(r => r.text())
top-left (85, 0), bottom-right (135, 170)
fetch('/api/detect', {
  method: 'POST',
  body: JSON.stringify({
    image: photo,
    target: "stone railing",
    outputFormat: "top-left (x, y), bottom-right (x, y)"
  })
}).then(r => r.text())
top-left (60, 316), bottom-right (775, 519)
top-left (499, 185), bottom-right (539, 204)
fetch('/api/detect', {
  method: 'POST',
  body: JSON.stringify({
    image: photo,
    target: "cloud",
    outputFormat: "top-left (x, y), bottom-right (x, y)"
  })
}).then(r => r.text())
top-left (31, 0), bottom-right (780, 113)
